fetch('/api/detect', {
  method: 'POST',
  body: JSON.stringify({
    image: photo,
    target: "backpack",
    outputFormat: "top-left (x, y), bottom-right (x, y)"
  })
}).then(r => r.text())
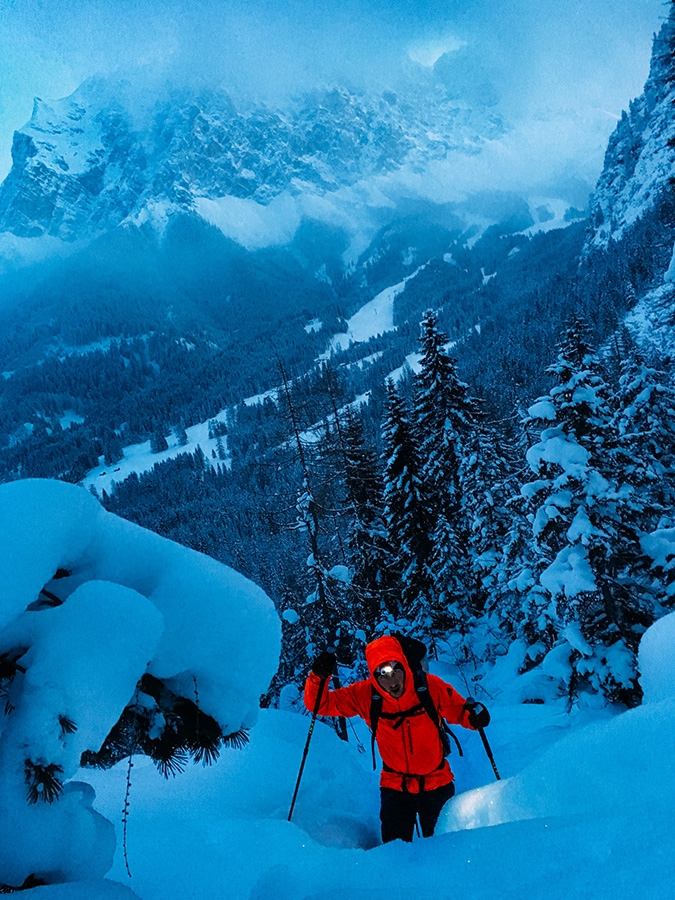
top-left (369, 632), bottom-right (463, 770)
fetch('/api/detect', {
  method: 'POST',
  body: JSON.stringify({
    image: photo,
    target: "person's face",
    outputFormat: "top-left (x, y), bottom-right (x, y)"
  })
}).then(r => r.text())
top-left (375, 661), bottom-right (405, 698)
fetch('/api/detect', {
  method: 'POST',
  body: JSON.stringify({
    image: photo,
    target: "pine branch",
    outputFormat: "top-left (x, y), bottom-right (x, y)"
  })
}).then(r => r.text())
top-left (24, 760), bottom-right (64, 804)
top-left (58, 714), bottom-right (77, 738)
top-left (0, 874), bottom-right (48, 894)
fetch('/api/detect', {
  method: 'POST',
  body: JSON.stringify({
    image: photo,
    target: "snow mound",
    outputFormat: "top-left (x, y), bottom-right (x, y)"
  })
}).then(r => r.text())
top-left (638, 610), bottom-right (675, 703)
top-left (85, 707), bottom-right (380, 897)
top-left (21, 883), bottom-right (141, 900)
top-left (0, 478), bottom-right (280, 887)
top-left (442, 617), bottom-right (675, 838)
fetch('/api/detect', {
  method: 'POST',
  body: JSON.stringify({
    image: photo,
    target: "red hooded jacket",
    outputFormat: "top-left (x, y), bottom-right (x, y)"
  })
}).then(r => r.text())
top-left (304, 635), bottom-right (473, 793)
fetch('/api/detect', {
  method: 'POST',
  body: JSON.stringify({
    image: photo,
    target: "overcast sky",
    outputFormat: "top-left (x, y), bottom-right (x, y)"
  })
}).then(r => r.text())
top-left (0, 0), bottom-right (667, 186)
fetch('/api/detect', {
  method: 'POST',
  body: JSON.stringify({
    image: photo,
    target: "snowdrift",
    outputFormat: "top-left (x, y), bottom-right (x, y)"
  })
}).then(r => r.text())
top-left (0, 478), bottom-right (280, 887)
top-left (88, 612), bottom-right (675, 900)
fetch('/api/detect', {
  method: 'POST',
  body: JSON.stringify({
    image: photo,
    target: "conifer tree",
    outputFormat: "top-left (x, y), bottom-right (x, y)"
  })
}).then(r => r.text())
top-left (150, 428), bottom-right (169, 454)
top-left (381, 379), bottom-right (432, 631)
top-left (613, 351), bottom-right (675, 609)
top-left (412, 311), bottom-right (482, 637)
top-left (614, 352), bottom-right (675, 521)
top-left (340, 407), bottom-right (397, 630)
top-left (414, 310), bottom-right (477, 523)
top-left (273, 362), bottom-right (353, 735)
top-left (458, 422), bottom-right (514, 615)
top-left (514, 318), bottom-right (654, 704)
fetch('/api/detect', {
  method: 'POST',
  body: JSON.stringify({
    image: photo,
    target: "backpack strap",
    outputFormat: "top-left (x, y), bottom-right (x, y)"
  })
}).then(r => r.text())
top-left (416, 673), bottom-right (464, 758)
top-left (370, 690), bottom-right (382, 770)
top-left (369, 683), bottom-right (463, 769)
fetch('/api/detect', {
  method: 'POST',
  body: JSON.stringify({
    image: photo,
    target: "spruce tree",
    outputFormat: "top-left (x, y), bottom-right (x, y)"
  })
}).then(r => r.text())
top-left (614, 353), bottom-right (675, 521)
top-left (414, 310), bottom-right (477, 523)
top-left (614, 352), bottom-right (675, 609)
top-left (515, 319), bottom-right (654, 704)
top-left (341, 407), bottom-right (397, 630)
top-left (381, 379), bottom-right (432, 631)
top-left (412, 310), bottom-right (480, 637)
top-left (458, 422), bottom-right (514, 615)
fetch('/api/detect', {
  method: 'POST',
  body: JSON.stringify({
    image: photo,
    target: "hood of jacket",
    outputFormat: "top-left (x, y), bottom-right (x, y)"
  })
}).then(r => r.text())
top-left (365, 635), bottom-right (417, 705)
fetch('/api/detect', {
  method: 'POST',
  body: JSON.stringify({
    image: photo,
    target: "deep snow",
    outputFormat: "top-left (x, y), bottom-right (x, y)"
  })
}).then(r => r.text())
top-left (3, 479), bottom-right (675, 900)
top-left (79, 622), bottom-right (675, 900)
top-left (0, 479), bottom-right (279, 889)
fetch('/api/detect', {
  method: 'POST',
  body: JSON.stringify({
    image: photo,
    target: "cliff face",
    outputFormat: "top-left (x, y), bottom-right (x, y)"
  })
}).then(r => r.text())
top-left (0, 75), bottom-right (504, 242)
top-left (588, 7), bottom-right (675, 249)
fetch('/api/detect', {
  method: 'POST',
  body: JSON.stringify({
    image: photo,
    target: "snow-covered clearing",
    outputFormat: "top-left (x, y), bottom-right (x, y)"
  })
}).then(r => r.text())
top-left (388, 351), bottom-right (423, 383)
top-left (341, 350), bottom-right (386, 373)
top-left (294, 393), bottom-right (372, 445)
top-left (324, 266), bottom-right (426, 358)
top-left (243, 387), bottom-right (280, 407)
top-left (521, 198), bottom-right (582, 237)
top-left (387, 333), bottom-right (464, 384)
top-left (83, 411), bottom-right (230, 495)
top-left (59, 410), bottom-right (86, 429)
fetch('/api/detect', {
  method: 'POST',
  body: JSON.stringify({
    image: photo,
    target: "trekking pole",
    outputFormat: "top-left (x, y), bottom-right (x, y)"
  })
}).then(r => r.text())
top-left (288, 673), bottom-right (329, 822)
top-left (477, 726), bottom-right (501, 781)
top-left (466, 696), bottom-right (501, 781)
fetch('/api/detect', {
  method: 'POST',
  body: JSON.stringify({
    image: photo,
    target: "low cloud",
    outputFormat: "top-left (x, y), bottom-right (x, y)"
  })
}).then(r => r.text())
top-left (0, 0), bottom-right (665, 190)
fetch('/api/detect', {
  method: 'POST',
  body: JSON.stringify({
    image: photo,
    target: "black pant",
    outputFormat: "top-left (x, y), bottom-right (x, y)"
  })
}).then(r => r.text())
top-left (380, 781), bottom-right (456, 843)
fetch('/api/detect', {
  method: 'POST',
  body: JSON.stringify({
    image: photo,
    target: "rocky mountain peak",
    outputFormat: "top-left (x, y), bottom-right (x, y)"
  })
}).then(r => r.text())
top-left (588, 5), bottom-right (675, 249)
top-left (0, 74), bottom-right (505, 243)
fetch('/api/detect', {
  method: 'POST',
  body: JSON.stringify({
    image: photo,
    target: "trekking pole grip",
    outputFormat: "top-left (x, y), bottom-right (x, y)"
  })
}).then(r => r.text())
top-left (288, 673), bottom-right (329, 822)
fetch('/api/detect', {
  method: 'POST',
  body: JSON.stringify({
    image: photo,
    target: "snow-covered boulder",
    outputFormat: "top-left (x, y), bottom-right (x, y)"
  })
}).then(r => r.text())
top-left (0, 478), bottom-right (280, 888)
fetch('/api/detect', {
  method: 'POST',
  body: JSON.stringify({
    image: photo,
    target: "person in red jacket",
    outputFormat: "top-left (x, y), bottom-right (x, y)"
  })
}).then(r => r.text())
top-left (304, 633), bottom-right (489, 843)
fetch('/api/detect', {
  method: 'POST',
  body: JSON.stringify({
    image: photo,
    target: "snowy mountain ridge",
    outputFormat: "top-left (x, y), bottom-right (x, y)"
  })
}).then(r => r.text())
top-left (0, 74), bottom-right (506, 248)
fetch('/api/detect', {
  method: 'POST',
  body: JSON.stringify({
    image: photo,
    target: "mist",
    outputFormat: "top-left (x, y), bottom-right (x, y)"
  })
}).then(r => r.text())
top-left (0, 0), bottom-right (667, 192)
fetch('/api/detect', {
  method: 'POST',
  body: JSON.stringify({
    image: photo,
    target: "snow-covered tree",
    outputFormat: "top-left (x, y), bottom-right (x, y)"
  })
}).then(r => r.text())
top-left (381, 379), bottom-right (432, 631)
top-left (340, 407), bottom-right (397, 631)
top-left (613, 352), bottom-right (675, 612)
top-left (614, 353), bottom-right (675, 523)
top-left (414, 310), bottom-right (477, 524)
top-left (150, 427), bottom-right (169, 454)
top-left (457, 422), bottom-right (514, 615)
top-left (410, 311), bottom-right (481, 636)
top-left (513, 320), bottom-right (654, 705)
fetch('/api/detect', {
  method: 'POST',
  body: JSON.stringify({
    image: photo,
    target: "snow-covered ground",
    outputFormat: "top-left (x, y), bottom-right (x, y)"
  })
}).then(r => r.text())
top-left (3, 478), bottom-right (675, 900)
top-left (323, 266), bottom-right (426, 358)
top-left (0, 479), bottom-right (280, 893)
top-left (388, 351), bottom-right (423, 383)
top-left (77, 614), bottom-right (675, 900)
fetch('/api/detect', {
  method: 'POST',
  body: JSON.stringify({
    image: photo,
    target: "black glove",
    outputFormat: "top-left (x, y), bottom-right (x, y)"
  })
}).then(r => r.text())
top-left (464, 699), bottom-right (490, 730)
top-left (312, 650), bottom-right (336, 679)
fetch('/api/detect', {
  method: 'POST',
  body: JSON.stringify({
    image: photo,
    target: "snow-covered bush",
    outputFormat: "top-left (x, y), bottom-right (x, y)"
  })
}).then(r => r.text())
top-left (0, 478), bottom-right (280, 889)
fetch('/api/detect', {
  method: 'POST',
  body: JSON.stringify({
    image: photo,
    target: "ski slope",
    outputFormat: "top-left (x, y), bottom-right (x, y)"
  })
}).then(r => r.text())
top-left (324, 266), bottom-right (426, 357)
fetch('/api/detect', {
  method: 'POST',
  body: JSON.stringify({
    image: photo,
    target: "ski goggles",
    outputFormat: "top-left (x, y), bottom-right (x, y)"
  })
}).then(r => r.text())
top-left (375, 661), bottom-right (404, 679)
